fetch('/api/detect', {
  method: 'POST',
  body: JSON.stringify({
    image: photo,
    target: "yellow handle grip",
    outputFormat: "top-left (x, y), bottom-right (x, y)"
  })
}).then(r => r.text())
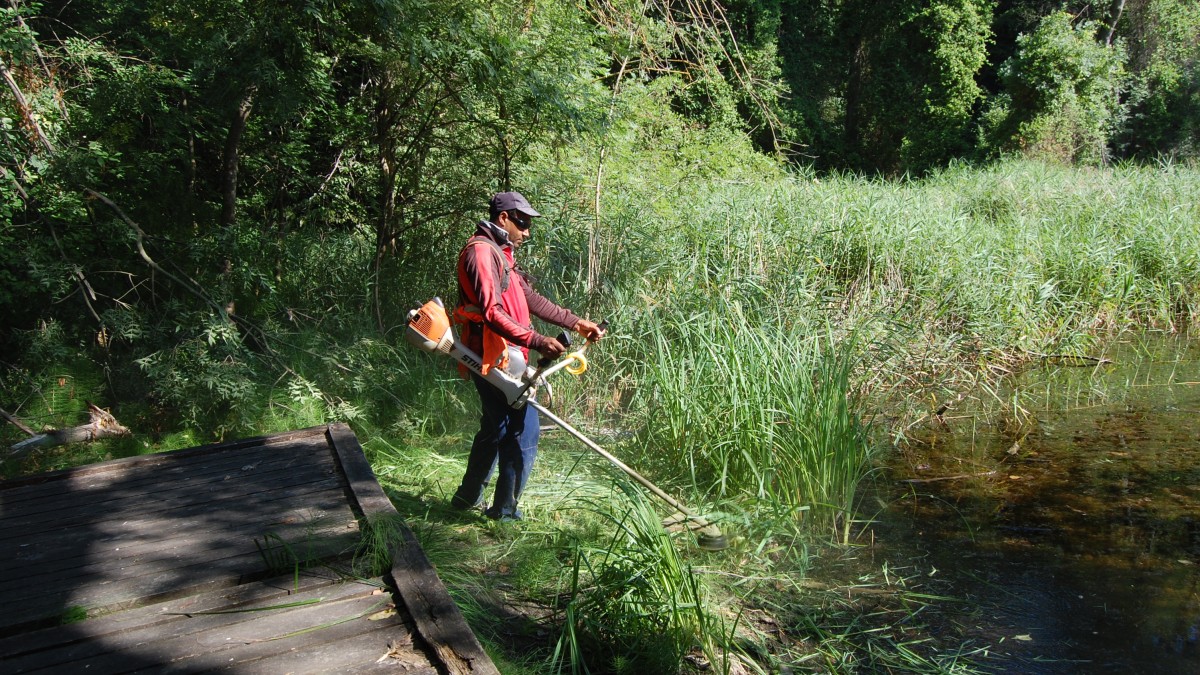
top-left (564, 351), bottom-right (588, 375)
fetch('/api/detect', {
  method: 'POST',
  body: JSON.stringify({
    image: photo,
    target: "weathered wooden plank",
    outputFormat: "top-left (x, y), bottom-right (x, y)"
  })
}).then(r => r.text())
top-left (327, 423), bottom-right (500, 675)
top-left (2, 477), bottom-right (350, 561)
top-left (0, 575), bottom-right (375, 672)
top-left (1, 475), bottom-right (347, 557)
top-left (0, 466), bottom-right (337, 539)
top-left (7, 454), bottom-right (338, 516)
top-left (203, 625), bottom-right (435, 674)
top-left (0, 490), bottom-right (356, 584)
top-left (0, 517), bottom-right (359, 607)
top-left (2, 489), bottom-right (351, 577)
top-left (153, 599), bottom-right (416, 674)
top-left (0, 485), bottom-right (352, 576)
top-left (387, 528), bottom-right (501, 675)
top-left (0, 436), bottom-right (330, 507)
top-left (0, 428), bottom-right (356, 638)
top-left (0, 528), bottom-right (362, 634)
top-left (0, 454), bottom-right (330, 528)
top-left (326, 423), bottom-right (397, 518)
top-left (0, 567), bottom-right (345, 662)
top-left (0, 426), bottom-right (330, 493)
top-left (70, 588), bottom-right (407, 674)
top-left (340, 658), bottom-right (441, 675)
top-left (0, 442), bottom-right (337, 528)
top-left (2, 425), bottom-right (485, 675)
top-left (1, 457), bottom-right (341, 537)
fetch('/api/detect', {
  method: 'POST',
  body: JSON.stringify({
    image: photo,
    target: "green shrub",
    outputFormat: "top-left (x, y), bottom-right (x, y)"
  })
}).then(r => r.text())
top-left (983, 12), bottom-right (1130, 164)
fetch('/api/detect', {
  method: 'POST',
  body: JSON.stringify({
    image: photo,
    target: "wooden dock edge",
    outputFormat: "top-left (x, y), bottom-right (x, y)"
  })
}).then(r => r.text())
top-left (325, 423), bottom-right (500, 675)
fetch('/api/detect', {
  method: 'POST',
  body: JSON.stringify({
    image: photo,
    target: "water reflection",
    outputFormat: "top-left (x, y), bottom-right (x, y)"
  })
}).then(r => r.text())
top-left (878, 334), bottom-right (1200, 673)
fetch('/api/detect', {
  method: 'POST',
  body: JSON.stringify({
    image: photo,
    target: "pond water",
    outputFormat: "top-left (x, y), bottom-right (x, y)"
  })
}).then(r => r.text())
top-left (873, 334), bottom-right (1200, 673)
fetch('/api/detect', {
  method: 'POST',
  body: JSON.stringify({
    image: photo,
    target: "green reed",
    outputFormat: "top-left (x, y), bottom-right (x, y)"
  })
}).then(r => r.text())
top-left (552, 480), bottom-right (735, 675)
top-left (559, 158), bottom-right (1200, 545)
top-left (619, 306), bottom-right (873, 543)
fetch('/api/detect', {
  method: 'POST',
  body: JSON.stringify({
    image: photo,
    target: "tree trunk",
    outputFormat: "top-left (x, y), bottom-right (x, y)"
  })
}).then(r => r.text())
top-left (1100, 0), bottom-right (1126, 47)
top-left (497, 92), bottom-right (511, 190)
top-left (220, 87), bottom-right (256, 227)
top-left (843, 38), bottom-right (868, 165)
top-left (590, 57), bottom-right (630, 296)
top-left (184, 92), bottom-right (197, 196)
top-left (373, 70), bottom-right (400, 333)
top-left (1, 57), bottom-right (54, 153)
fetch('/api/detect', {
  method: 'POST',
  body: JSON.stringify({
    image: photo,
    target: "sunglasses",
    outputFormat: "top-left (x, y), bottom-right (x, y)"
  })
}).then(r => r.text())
top-left (509, 210), bottom-right (532, 231)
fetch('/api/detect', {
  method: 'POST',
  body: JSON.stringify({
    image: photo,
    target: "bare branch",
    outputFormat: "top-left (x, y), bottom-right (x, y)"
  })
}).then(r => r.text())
top-left (0, 407), bottom-right (36, 436)
top-left (85, 189), bottom-right (232, 322)
top-left (0, 56), bottom-right (54, 153)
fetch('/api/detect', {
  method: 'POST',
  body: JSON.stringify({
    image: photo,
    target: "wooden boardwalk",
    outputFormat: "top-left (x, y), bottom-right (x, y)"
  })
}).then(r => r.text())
top-left (0, 423), bottom-right (498, 674)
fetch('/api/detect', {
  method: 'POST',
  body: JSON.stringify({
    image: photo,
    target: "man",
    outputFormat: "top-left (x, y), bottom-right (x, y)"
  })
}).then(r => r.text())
top-left (450, 191), bottom-right (603, 521)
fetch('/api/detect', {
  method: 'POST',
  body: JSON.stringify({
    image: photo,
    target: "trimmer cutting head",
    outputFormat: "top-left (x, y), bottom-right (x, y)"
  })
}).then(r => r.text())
top-left (662, 513), bottom-right (729, 551)
top-left (696, 529), bottom-right (729, 551)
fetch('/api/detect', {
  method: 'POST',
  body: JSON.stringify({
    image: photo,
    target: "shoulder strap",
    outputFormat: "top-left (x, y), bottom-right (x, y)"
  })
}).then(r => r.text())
top-left (460, 236), bottom-right (511, 294)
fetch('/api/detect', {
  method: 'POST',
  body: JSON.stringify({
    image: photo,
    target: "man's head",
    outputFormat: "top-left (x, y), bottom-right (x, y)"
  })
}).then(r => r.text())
top-left (489, 191), bottom-right (540, 247)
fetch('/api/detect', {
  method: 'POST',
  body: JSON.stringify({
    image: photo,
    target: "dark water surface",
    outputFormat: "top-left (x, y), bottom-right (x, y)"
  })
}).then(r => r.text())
top-left (873, 334), bottom-right (1200, 673)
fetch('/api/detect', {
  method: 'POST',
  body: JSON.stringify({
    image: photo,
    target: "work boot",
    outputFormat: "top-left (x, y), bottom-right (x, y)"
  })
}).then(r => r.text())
top-left (485, 506), bottom-right (523, 522)
top-left (450, 495), bottom-right (485, 512)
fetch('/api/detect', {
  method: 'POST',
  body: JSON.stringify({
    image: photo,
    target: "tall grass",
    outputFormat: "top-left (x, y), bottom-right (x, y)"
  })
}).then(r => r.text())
top-left (571, 157), bottom-right (1200, 338)
top-left (618, 307), bottom-right (874, 543)
top-left (520, 157), bottom-right (1200, 548)
top-left (312, 156), bottom-right (1200, 671)
top-left (552, 481), bottom-right (741, 675)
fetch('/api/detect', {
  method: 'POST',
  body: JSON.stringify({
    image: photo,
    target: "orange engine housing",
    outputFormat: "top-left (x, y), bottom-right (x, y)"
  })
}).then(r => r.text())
top-left (405, 298), bottom-right (453, 354)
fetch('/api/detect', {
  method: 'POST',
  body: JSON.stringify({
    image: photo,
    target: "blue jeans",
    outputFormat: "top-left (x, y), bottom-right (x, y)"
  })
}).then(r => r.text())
top-left (451, 374), bottom-right (539, 519)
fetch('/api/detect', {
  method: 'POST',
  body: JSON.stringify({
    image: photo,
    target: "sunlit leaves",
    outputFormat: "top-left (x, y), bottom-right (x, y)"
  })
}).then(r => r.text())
top-left (983, 11), bottom-right (1130, 163)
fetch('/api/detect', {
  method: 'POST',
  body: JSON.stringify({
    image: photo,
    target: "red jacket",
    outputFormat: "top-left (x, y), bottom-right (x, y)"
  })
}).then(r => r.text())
top-left (456, 220), bottom-right (580, 359)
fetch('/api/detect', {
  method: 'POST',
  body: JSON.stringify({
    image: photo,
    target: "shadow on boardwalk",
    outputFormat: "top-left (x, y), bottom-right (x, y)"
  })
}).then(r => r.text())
top-left (0, 423), bottom-right (497, 674)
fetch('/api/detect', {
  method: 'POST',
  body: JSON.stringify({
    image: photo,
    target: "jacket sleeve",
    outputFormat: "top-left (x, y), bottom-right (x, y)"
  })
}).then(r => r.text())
top-left (459, 243), bottom-right (549, 350)
top-left (520, 273), bottom-right (582, 331)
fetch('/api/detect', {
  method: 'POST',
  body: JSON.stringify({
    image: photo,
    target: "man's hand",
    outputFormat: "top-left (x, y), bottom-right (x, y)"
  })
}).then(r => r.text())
top-left (536, 334), bottom-right (567, 360)
top-left (574, 319), bottom-right (605, 343)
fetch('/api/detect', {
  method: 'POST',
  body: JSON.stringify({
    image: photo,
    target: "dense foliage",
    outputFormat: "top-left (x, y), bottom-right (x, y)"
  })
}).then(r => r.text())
top-left (3, 0), bottom-right (1197, 378)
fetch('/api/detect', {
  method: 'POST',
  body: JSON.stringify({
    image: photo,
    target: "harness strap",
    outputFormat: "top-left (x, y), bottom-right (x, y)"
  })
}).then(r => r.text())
top-left (460, 237), bottom-right (510, 293)
top-left (452, 305), bottom-right (509, 376)
top-left (455, 236), bottom-right (514, 376)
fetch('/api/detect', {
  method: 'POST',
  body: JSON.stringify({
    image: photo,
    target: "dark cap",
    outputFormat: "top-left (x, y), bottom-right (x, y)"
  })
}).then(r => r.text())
top-left (489, 191), bottom-right (541, 218)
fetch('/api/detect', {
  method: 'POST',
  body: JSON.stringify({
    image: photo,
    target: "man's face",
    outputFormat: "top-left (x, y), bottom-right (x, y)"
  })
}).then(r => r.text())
top-left (499, 210), bottom-right (533, 247)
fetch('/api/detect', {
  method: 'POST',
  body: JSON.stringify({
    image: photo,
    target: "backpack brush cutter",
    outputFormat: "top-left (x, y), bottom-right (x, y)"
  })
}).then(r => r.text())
top-left (405, 297), bottom-right (727, 551)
